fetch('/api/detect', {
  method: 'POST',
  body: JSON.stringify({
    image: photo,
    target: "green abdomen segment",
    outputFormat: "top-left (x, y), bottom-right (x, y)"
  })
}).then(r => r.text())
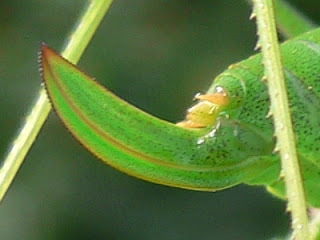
top-left (268, 32), bottom-right (320, 206)
top-left (209, 28), bottom-right (320, 205)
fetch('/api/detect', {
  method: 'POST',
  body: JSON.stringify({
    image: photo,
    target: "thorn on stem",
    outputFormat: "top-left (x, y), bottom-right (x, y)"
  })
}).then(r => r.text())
top-left (254, 42), bottom-right (261, 51)
top-left (261, 75), bottom-right (267, 83)
top-left (249, 12), bottom-right (256, 20)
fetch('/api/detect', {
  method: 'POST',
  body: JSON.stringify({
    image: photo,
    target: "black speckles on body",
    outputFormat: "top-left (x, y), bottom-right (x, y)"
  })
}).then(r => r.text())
top-left (213, 35), bottom-right (320, 158)
top-left (204, 30), bottom-right (320, 184)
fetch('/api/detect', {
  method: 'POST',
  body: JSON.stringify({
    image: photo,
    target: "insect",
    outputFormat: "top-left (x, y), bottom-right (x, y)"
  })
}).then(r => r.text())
top-left (41, 26), bottom-right (320, 208)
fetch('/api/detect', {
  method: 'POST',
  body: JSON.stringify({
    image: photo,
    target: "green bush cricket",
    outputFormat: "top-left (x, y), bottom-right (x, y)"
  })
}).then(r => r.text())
top-left (41, 27), bottom-right (320, 208)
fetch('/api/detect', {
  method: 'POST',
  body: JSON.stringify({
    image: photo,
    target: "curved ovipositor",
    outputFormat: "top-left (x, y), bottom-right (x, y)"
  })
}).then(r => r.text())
top-left (41, 28), bottom-right (320, 207)
top-left (40, 45), bottom-right (275, 192)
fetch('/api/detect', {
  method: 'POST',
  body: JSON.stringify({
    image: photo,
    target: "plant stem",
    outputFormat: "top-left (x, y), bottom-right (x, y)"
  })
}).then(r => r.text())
top-left (0, 0), bottom-right (114, 204)
top-left (247, 0), bottom-right (317, 39)
top-left (252, 0), bottom-right (310, 239)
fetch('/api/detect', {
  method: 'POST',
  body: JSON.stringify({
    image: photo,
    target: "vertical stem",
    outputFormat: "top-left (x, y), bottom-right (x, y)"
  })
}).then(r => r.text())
top-left (247, 0), bottom-right (317, 39)
top-left (252, 0), bottom-right (310, 239)
top-left (0, 0), bottom-right (114, 203)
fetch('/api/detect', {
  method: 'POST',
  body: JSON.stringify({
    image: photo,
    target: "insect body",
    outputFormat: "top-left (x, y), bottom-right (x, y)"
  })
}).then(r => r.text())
top-left (41, 28), bottom-right (320, 207)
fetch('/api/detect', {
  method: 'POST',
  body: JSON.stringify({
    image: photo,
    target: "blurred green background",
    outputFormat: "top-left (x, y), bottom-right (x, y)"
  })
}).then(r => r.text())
top-left (0, 1), bottom-right (319, 239)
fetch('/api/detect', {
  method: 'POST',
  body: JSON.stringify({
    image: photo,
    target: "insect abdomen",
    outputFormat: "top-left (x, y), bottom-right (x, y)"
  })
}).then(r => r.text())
top-left (199, 28), bottom-right (320, 206)
top-left (190, 28), bottom-right (320, 152)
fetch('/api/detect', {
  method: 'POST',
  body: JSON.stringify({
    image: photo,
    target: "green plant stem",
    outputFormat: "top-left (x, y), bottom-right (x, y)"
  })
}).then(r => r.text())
top-left (0, 0), bottom-right (114, 203)
top-left (248, 0), bottom-right (316, 39)
top-left (274, 0), bottom-right (316, 38)
top-left (252, 0), bottom-right (310, 239)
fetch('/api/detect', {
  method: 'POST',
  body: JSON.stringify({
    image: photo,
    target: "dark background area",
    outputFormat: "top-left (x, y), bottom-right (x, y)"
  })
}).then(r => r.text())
top-left (0, 1), bottom-right (319, 239)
